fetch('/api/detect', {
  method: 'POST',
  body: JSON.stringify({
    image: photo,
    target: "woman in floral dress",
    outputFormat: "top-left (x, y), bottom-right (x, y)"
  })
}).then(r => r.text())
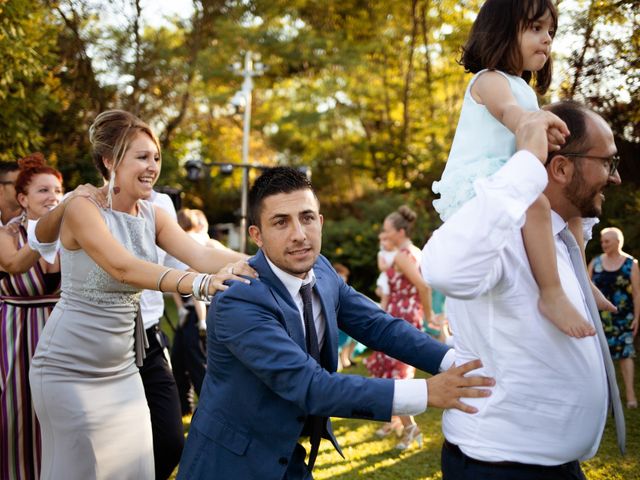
top-left (589, 227), bottom-right (639, 408)
top-left (365, 205), bottom-right (433, 450)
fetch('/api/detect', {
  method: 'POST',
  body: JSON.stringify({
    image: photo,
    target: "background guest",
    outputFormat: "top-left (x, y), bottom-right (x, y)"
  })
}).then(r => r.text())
top-left (171, 208), bottom-right (210, 415)
top-left (333, 263), bottom-right (357, 370)
top-left (191, 208), bottom-right (232, 251)
top-left (365, 205), bottom-right (432, 450)
top-left (0, 153), bottom-right (63, 480)
top-left (375, 234), bottom-right (397, 311)
top-left (589, 227), bottom-right (639, 408)
top-left (0, 161), bottom-right (20, 226)
top-left (138, 189), bottom-right (187, 479)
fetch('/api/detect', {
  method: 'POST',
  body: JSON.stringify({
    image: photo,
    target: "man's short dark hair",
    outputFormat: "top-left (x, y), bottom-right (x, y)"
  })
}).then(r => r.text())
top-left (248, 167), bottom-right (315, 227)
top-left (0, 161), bottom-right (19, 181)
top-left (544, 101), bottom-right (593, 165)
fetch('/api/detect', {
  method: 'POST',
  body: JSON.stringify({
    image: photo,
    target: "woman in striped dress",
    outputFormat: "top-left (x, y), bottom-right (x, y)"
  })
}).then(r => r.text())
top-left (0, 153), bottom-right (63, 480)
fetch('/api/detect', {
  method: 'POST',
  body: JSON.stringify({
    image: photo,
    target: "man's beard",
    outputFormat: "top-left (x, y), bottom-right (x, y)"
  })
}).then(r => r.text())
top-left (564, 162), bottom-right (603, 217)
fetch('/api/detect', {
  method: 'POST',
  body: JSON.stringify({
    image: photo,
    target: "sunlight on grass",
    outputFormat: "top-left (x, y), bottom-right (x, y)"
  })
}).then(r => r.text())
top-left (166, 331), bottom-right (639, 480)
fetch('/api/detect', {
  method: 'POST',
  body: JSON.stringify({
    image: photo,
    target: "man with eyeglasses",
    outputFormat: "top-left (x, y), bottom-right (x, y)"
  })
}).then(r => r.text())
top-left (423, 100), bottom-right (624, 479)
top-left (0, 162), bottom-right (20, 226)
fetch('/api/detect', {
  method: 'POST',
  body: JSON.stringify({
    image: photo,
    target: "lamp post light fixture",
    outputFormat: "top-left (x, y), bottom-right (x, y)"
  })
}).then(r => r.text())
top-left (183, 159), bottom-right (265, 253)
top-left (183, 159), bottom-right (311, 253)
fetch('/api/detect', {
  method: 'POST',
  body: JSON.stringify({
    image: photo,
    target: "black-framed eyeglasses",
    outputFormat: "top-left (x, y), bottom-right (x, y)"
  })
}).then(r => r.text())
top-left (563, 153), bottom-right (620, 176)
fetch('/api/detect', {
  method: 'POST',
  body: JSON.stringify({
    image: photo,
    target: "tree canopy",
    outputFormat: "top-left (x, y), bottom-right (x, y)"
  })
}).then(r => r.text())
top-left (1, 0), bottom-right (637, 292)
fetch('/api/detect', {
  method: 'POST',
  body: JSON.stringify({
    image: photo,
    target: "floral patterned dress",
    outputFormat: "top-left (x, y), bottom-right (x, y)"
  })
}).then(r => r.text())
top-left (591, 255), bottom-right (636, 360)
top-left (365, 246), bottom-right (424, 379)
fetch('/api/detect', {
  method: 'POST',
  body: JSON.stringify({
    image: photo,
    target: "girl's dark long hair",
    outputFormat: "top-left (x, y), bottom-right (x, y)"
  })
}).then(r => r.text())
top-left (460, 0), bottom-right (558, 95)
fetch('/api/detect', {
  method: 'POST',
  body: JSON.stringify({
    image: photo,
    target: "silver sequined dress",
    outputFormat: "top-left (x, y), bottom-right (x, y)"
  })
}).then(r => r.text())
top-left (30, 201), bottom-right (157, 480)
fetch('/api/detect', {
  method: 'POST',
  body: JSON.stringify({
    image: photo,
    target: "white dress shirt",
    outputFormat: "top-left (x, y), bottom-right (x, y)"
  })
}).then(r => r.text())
top-left (139, 191), bottom-right (186, 329)
top-left (264, 255), bottom-right (456, 417)
top-left (422, 150), bottom-right (607, 465)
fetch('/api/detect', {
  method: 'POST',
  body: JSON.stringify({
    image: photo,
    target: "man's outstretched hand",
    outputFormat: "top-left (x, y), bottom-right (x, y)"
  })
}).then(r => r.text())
top-left (426, 359), bottom-right (494, 414)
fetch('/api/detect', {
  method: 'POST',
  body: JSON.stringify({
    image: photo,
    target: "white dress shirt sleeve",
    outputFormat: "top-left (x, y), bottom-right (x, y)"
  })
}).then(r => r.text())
top-left (392, 379), bottom-right (427, 416)
top-left (421, 151), bottom-right (548, 299)
top-left (439, 349), bottom-right (456, 371)
top-left (391, 348), bottom-right (457, 415)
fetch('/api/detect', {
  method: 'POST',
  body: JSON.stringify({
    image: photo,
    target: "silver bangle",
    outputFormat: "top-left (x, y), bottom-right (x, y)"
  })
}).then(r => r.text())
top-left (156, 268), bottom-right (173, 292)
top-left (202, 274), bottom-right (213, 301)
top-left (199, 274), bottom-right (209, 301)
top-left (191, 273), bottom-right (205, 299)
top-left (175, 272), bottom-right (191, 294)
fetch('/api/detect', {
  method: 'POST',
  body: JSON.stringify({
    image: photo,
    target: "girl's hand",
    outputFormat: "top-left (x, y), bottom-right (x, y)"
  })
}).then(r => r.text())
top-left (515, 110), bottom-right (569, 162)
top-left (547, 126), bottom-right (567, 152)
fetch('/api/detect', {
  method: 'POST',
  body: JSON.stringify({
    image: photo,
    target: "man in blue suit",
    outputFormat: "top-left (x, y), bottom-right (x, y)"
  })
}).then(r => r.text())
top-left (178, 167), bottom-right (494, 480)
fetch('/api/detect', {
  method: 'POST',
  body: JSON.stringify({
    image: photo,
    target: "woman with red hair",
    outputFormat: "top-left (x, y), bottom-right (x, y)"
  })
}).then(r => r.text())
top-left (0, 153), bottom-right (64, 480)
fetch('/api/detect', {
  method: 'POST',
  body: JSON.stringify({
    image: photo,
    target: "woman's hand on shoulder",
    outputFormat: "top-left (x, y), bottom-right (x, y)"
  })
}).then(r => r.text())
top-left (0, 222), bottom-right (20, 239)
top-left (202, 261), bottom-right (258, 296)
top-left (63, 184), bottom-right (108, 209)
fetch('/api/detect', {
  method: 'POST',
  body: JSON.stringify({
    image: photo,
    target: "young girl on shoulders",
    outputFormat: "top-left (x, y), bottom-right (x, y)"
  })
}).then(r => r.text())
top-left (433, 0), bottom-right (609, 337)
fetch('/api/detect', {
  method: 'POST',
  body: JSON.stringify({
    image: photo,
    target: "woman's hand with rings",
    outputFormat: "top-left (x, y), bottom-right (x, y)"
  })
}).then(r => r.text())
top-left (208, 260), bottom-right (258, 294)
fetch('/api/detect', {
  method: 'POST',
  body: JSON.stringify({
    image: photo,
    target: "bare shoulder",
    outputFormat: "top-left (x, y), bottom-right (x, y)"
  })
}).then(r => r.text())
top-left (473, 70), bottom-right (509, 89)
top-left (471, 70), bottom-right (511, 103)
top-left (62, 196), bottom-right (105, 232)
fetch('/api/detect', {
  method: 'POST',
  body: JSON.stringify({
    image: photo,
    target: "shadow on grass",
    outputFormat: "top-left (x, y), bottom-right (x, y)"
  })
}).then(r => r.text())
top-left (170, 333), bottom-right (640, 480)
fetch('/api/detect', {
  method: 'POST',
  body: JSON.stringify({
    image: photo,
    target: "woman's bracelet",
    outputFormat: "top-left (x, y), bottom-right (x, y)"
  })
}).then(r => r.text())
top-left (192, 273), bottom-right (205, 299)
top-left (175, 272), bottom-right (191, 295)
top-left (156, 268), bottom-right (173, 292)
top-left (200, 274), bottom-right (213, 303)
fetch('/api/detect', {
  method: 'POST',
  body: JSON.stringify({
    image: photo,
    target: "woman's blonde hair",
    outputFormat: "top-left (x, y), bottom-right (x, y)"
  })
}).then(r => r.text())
top-left (89, 109), bottom-right (161, 180)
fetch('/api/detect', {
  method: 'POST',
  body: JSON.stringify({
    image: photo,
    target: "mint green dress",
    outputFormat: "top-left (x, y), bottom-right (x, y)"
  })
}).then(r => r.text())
top-left (432, 69), bottom-right (539, 221)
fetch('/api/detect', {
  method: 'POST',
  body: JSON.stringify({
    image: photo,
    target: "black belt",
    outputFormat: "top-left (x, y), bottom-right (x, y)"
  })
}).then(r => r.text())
top-left (443, 440), bottom-right (575, 471)
top-left (146, 324), bottom-right (160, 335)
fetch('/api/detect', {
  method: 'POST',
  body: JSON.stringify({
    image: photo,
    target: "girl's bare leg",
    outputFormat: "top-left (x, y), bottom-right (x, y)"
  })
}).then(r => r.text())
top-left (523, 195), bottom-right (595, 337)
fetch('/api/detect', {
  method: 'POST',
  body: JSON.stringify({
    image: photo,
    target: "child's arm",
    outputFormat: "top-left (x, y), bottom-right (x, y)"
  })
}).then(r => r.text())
top-left (472, 72), bottom-right (566, 151)
top-left (472, 71), bottom-right (527, 133)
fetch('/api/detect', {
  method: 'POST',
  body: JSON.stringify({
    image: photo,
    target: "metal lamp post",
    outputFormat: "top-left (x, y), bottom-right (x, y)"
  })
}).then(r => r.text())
top-left (232, 51), bottom-right (264, 252)
top-left (184, 52), bottom-right (310, 252)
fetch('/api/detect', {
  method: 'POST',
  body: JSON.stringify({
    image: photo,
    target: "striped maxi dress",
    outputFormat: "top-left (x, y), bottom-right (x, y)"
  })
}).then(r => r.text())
top-left (0, 224), bottom-right (59, 480)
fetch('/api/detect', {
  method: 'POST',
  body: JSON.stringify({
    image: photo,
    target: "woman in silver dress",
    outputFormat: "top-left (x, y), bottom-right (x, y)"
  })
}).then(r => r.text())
top-left (29, 110), bottom-right (255, 480)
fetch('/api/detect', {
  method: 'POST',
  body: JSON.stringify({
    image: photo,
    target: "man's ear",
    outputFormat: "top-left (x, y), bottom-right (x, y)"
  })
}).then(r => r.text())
top-left (248, 225), bottom-right (263, 248)
top-left (546, 154), bottom-right (574, 186)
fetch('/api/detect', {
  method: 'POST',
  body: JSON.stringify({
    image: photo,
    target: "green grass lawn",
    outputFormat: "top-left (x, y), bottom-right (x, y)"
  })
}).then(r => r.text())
top-left (162, 305), bottom-right (639, 479)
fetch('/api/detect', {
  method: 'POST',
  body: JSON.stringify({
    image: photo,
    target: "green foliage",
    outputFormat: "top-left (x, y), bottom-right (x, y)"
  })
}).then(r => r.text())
top-left (322, 188), bottom-right (441, 297)
top-left (0, 0), bottom-right (638, 242)
top-left (0, 0), bottom-right (58, 161)
top-left (167, 352), bottom-right (640, 479)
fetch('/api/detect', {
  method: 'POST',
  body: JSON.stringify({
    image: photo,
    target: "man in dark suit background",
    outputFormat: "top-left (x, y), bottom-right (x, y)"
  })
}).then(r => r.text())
top-left (177, 167), bottom-right (494, 480)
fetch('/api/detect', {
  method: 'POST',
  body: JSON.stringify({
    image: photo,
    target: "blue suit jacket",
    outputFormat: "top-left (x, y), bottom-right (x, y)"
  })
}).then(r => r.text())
top-left (177, 250), bottom-right (450, 480)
